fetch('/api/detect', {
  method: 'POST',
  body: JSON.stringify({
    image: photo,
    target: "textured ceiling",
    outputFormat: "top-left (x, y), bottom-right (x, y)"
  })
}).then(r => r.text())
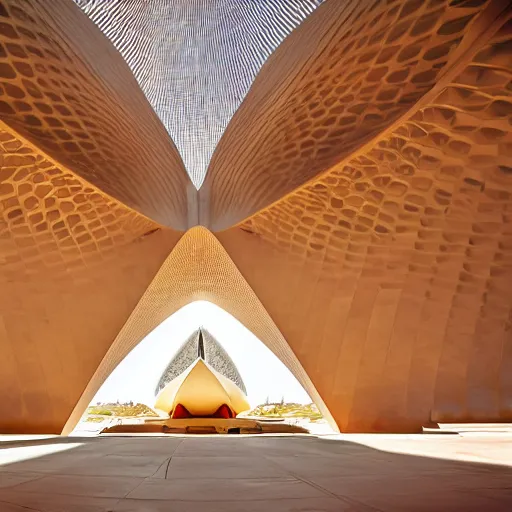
top-left (0, 0), bottom-right (189, 228)
top-left (205, 0), bottom-right (503, 229)
top-left (74, 0), bottom-right (323, 188)
top-left (1, 0), bottom-right (512, 436)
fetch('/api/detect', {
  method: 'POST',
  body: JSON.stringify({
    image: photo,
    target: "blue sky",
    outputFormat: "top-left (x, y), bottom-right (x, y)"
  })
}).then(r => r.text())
top-left (92, 301), bottom-right (312, 408)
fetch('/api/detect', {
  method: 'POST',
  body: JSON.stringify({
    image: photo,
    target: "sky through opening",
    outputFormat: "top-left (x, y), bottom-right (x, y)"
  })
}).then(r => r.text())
top-left (92, 301), bottom-right (312, 409)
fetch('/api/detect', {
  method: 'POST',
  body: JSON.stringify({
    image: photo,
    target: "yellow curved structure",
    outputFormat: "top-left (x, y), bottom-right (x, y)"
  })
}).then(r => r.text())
top-left (154, 358), bottom-right (250, 418)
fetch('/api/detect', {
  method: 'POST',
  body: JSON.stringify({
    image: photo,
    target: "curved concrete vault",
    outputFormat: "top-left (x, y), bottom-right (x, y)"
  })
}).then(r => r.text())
top-left (62, 227), bottom-right (336, 434)
top-left (74, 0), bottom-right (324, 188)
top-left (0, 0), bottom-right (511, 434)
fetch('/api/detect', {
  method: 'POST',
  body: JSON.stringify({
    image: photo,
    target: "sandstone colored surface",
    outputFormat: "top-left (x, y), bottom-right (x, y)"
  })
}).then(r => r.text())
top-left (0, 0), bottom-right (511, 434)
top-left (154, 358), bottom-right (250, 418)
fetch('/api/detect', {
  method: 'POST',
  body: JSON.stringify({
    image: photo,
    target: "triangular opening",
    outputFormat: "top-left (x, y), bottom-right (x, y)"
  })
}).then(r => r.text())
top-left (73, 301), bottom-right (334, 435)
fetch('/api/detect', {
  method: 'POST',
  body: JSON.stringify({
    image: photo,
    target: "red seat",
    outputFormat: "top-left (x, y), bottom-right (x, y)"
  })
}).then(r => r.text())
top-left (171, 403), bottom-right (234, 419)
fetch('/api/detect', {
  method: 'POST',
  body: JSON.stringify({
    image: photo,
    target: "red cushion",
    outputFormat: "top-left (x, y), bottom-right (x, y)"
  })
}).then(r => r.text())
top-left (212, 404), bottom-right (234, 419)
top-left (172, 403), bottom-right (192, 419)
top-left (171, 403), bottom-right (234, 419)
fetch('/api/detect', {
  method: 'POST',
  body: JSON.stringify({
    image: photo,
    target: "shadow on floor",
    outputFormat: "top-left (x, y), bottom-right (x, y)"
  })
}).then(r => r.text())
top-left (0, 433), bottom-right (510, 511)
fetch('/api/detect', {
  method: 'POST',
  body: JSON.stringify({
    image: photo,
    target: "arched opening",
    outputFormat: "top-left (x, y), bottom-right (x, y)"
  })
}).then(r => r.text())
top-left (62, 227), bottom-right (338, 435)
top-left (72, 301), bottom-right (335, 435)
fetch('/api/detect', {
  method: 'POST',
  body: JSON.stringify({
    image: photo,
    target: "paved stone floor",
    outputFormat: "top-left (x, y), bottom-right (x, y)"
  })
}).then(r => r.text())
top-left (0, 433), bottom-right (510, 511)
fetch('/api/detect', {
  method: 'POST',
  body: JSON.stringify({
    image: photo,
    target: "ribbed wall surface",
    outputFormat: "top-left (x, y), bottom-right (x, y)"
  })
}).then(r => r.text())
top-left (74, 0), bottom-right (323, 187)
top-left (218, 1), bottom-right (512, 432)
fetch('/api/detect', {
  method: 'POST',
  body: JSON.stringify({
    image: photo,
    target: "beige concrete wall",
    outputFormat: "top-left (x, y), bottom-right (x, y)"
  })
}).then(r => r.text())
top-left (216, 4), bottom-right (512, 431)
top-left (0, 0), bottom-right (511, 434)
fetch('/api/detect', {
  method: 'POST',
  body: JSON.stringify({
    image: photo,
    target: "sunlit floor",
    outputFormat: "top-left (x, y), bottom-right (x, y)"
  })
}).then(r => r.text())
top-left (0, 432), bottom-right (511, 511)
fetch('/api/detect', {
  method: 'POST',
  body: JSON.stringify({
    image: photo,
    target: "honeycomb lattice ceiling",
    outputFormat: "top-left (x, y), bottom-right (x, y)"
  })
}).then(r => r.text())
top-left (74, 0), bottom-right (324, 188)
top-left (1, 0), bottom-right (511, 435)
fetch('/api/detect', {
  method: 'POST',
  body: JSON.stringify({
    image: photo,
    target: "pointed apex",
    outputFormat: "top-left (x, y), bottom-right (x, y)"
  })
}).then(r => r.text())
top-left (156, 324), bottom-right (246, 396)
top-left (197, 329), bottom-right (205, 360)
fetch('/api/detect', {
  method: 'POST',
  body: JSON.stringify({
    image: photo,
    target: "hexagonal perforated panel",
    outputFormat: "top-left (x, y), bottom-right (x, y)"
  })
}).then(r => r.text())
top-left (206, 0), bottom-right (496, 229)
top-left (0, 0), bottom-right (188, 227)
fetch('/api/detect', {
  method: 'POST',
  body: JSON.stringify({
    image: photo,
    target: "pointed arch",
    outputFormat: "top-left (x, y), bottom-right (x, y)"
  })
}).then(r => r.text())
top-left (63, 227), bottom-right (337, 434)
top-left (156, 327), bottom-right (247, 396)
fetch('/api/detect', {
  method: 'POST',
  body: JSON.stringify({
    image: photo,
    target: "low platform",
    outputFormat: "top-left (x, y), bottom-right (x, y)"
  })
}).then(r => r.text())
top-left (101, 417), bottom-right (309, 435)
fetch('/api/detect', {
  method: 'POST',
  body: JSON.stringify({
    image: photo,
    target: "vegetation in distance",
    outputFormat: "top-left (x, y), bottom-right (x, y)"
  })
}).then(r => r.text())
top-left (85, 402), bottom-right (158, 422)
top-left (243, 402), bottom-right (323, 421)
top-left (83, 401), bottom-right (323, 423)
